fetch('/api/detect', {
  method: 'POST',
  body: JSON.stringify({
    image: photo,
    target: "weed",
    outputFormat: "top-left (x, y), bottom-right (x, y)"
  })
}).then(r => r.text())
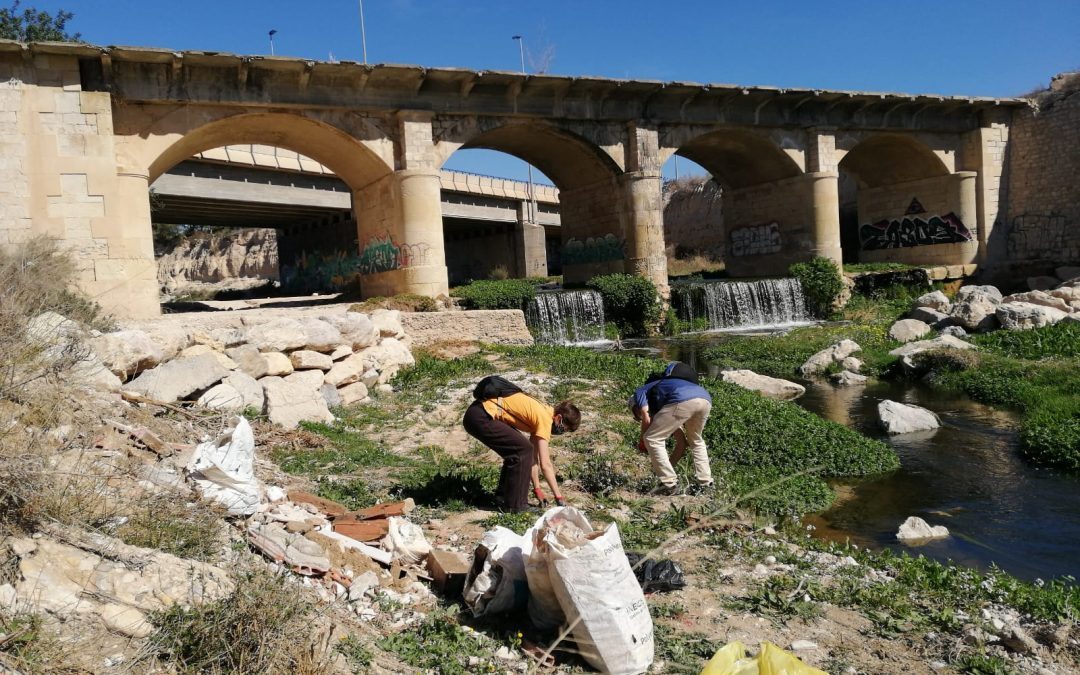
top-left (790, 256), bottom-right (844, 317)
top-left (114, 494), bottom-right (224, 561)
top-left (652, 623), bottom-right (722, 671)
top-left (730, 574), bottom-right (822, 622)
top-left (336, 635), bottom-right (375, 669)
top-left (391, 351), bottom-right (494, 390)
top-left (954, 650), bottom-right (1020, 675)
top-left (843, 262), bottom-right (919, 273)
top-left (376, 606), bottom-right (498, 674)
top-left (313, 476), bottom-right (382, 511)
top-left (571, 451), bottom-right (631, 496)
top-left (272, 423), bottom-right (406, 476)
top-left (479, 510), bottom-right (536, 534)
top-left (587, 273), bottom-right (661, 337)
top-left (0, 610), bottom-right (68, 671)
top-left (450, 279), bottom-right (540, 310)
top-left (392, 446), bottom-right (499, 508)
top-left (147, 569), bottom-right (327, 673)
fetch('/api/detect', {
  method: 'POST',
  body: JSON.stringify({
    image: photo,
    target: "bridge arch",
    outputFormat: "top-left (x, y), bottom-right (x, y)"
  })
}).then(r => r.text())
top-left (837, 133), bottom-right (949, 189)
top-left (668, 127), bottom-right (804, 190)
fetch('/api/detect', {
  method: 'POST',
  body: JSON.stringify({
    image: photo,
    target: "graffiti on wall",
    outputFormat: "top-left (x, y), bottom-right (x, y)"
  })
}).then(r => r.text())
top-left (1006, 213), bottom-right (1068, 259)
top-left (859, 212), bottom-right (973, 251)
top-left (281, 250), bottom-right (363, 293)
top-left (357, 235), bottom-right (431, 275)
top-left (729, 222), bottom-right (782, 257)
top-left (561, 234), bottom-right (625, 266)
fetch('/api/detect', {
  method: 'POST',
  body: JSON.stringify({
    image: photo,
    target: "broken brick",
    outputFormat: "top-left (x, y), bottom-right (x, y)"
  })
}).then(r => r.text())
top-left (333, 519), bottom-right (390, 543)
top-left (345, 499), bottom-right (415, 521)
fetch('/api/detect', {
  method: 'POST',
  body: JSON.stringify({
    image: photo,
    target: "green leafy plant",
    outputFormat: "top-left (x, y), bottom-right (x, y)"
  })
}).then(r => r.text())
top-left (450, 279), bottom-right (540, 310)
top-left (790, 256), bottom-right (844, 317)
top-left (0, 2), bottom-right (80, 42)
top-left (587, 273), bottom-right (661, 337)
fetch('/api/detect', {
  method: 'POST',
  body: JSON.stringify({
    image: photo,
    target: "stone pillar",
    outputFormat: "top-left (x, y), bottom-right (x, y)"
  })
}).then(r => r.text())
top-left (92, 167), bottom-right (160, 318)
top-left (959, 117), bottom-right (1009, 264)
top-left (514, 200), bottom-right (548, 278)
top-left (808, 171), bottom-right (843, 268)
top-left (623, 122), bottom-right (669, 295)
top-left (353, 112), bottom-right (448, 298)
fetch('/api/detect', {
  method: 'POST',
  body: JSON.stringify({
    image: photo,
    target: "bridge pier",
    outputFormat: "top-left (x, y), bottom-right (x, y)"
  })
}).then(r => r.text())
top-left (354, 169), bottom-right (449, 299)
top-left (514, 202), bottom-right (548, 278)
top-left (621, 170), bottom-right (669, 295)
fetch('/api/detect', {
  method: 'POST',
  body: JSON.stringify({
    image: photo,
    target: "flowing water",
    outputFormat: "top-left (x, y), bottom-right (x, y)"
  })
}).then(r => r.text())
top-left (640, 333), bottom-right (1080, 581)
top-left (672, 278), bottom-right (815, 331)
top-left (525, 289), bottom-right (608, 345)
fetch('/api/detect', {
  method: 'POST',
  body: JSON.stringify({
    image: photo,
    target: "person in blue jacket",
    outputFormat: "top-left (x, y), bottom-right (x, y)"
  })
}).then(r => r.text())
top-left (629, 362), bottom-right (714, 496)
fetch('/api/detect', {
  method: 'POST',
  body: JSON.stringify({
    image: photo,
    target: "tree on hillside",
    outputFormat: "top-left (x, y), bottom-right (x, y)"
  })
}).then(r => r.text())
top-left (0, 1), bottom-right (80, 42)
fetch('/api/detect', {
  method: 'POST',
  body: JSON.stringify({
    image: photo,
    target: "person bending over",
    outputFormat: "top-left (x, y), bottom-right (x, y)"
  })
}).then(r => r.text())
top-left (463, 375), bottom-right (581, 512)
top-left (630, 362), bottom-right (714, 496)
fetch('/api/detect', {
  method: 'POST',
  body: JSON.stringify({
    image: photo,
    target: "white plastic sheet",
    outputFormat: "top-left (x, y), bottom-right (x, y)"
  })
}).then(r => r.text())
top-left (380, 516), bottom-right (431, 563)
top-left (187, 416), bottom-right (262, 516)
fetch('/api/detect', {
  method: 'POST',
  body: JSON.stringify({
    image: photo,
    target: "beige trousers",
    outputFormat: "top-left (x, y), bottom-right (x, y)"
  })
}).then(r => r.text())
top-left (643, 398), bottom-right (713, 488)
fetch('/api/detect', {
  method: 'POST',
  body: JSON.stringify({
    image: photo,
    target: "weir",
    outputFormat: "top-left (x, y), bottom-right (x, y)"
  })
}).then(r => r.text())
top-left (673, 278), bottom-right (812, 331)
top-left (525, 290), bottom-right (607, 344)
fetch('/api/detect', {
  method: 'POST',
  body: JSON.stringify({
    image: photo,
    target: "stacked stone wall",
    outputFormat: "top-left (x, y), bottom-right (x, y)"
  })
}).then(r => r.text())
top-left (662, 179), bottom-right (724, 258)
top-left (1001, 81), bottom-right (1080, 268)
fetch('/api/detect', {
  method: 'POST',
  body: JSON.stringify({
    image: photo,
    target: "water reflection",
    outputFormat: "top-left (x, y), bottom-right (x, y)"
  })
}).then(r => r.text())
top-left (631, 332), bottom-right (1080, 581)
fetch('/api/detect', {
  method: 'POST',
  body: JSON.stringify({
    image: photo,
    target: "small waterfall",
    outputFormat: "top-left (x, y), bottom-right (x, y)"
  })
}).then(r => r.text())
top-left (526, 289), bottom-right (607, 344)
top-left (673, 278), bottom-right (811, 331)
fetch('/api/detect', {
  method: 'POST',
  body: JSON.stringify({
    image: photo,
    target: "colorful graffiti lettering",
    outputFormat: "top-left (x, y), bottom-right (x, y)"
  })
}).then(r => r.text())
top-left (729, 222), bottom-right (782, 257)
top-left (356, 235), bottom-right (431, 275)
top-left (561, 234), bottom-right (625, 266)
top-left (859, 212), bottom-right (973, 251)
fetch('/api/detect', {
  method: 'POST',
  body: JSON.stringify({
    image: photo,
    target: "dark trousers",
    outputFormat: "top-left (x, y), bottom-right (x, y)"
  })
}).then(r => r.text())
top-left (463, 401), bottom-right (534, 511)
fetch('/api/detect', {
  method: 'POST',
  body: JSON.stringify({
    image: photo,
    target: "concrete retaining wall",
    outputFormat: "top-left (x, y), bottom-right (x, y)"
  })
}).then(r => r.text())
top-left (400, 309), bottom-right (533, 347)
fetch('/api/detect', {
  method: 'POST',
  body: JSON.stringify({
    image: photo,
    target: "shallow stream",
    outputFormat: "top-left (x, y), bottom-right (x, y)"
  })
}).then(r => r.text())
top-left (627, 332), bottom-right (1080, 582)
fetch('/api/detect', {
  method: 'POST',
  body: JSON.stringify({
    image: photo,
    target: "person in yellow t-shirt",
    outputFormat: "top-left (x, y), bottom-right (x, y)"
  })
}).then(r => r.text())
top-left (464, 377), bottom-right (581, 512)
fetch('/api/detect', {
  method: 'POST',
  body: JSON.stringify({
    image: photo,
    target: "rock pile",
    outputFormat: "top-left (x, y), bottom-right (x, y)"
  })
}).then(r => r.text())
top-left (48, 308), bottom-right (415, 429)
top-left (798, 340), bottom-right (867, 385)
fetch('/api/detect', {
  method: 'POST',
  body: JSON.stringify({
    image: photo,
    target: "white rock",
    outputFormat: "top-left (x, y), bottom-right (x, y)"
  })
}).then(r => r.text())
top-left (27, 311), bottom-right (80, 344)
top-left (915, 290), bottom-right (951, 312)
top-left (841, 356), bottom-right (863, 372)
top-left (831, 370), bottom-right (867, 386)
top-left (361, 368), bottom-right (380, 388)
top-left (320, 383), bottom-right (342, 408)
top-left (298, 318), bottom-right (343, 352)
top-left (142, 325), bottom-right (192, 359)
top-left (262, 376), bottom-right (334, 429)
top-left (265, 485), bottom-right (287, 503)
top-left (339, 382), bottom-right (369, 406)
top-left (348, 571), bottom-right (380, 602)
top-left (263, 352), bottom-right (294, 376)
top-left (950, 285), bottom-right (1003, 331)
top-left (721, 369), bottom-right (805, 400)
top-left (370, 309), bottom-right (405, 338)
top-left (878, 400), bottom-right (940, 434)
top-left (1049, 286), bottom-right (1080, 303)
top-left (996, 302), bottom-right (1068, 330)
top-left (122, 354), bottom-right (229, 403)
top-left (326, 313), bottom-right (379, 349)
top-left (909, 306), bottom-right (950, 326)
top-left (99, 604), bottom-right (153, 638)
top-left (285, 369), bottom-right (326, 392)
top-left (940, 325), bottom-right (968, 339)
top-left (244, 318), bottom-right (309, 352)
top-left (290, 350), bottom-right (334, 371)
top-left (91, 330), bottom-right (164, 378)
top-left (789, 640), bottom-right (818, 651)
top-left (70, 352), bottom-right (123, 392)
top-left (225, 344), bottom-right (270, 379)
top-left (224, 371), bottom-right (264, 411)
top-left (896, 516), bottom-right (949, 542)
top-left (325, 353), bottom-right (370, 387)
top-left (1003, 290), bottom-right (1072, 313)
top-left (330, 345), bottom-right (353, 361)
top-left (799, 339), bottom-right (861, 376)
top-left (181, 344), bottom-right (237, 370)
top-left (197, 383), bottom-right (244, 410)
top-left (888, 334), bottom-right (976, 370)
top-left (358, 337), bottom-right (415, 373)
top-left (889, 319), bottom-right (931, 343)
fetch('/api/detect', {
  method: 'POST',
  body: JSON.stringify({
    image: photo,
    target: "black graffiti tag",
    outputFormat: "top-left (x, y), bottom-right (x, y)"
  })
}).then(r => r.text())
top-left (859, 212), bottom-right (973, 251)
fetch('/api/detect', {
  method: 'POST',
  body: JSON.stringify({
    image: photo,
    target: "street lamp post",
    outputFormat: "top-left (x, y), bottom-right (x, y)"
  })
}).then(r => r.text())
top-left (511, 35), bottom-right (535, 225)
top-left (359, 0), bottom-right (368, 64)
top-left (268, 29), bottom-right (277, 56)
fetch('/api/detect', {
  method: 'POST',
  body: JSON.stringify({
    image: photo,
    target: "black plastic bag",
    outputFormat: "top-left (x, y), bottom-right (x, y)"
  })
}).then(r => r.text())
top-left (625, 552), bottom-right (687, 593)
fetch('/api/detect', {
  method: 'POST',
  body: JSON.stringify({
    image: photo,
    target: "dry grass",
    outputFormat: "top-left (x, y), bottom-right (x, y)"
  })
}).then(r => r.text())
top-left (349, 293), bottom-right (438, 313)
top-left (666, 252), bottom-right (726, 278)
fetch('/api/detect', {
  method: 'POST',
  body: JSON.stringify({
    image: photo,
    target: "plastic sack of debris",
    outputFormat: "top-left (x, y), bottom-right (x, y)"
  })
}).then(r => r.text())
top-left (625, 552), bottom-right (687, 593)
top-left (187, 416), bottom-right (262, 516)
top-left (699, 641), bottom-right (827, 675)
top-left (463, 526), bottom-right (528, 618)
top-left (521, 506), bottom-right (593, 632)
top-left (546, 521), bottom-right (654, 675)
top-left (380, 517), bottom-right (431, 563)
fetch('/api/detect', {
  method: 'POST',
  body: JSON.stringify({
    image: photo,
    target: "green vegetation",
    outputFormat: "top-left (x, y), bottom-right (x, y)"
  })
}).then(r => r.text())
top-left (587, 273), bottom-right (661, 337)
top-left (843, 262), bottom-right (920, 273)
top-left (349, 294), bottom-right (438, 313)
top-left (272, 422), bottom-right (409, 476)
top-left (790, 256), bottom-right (844, 317)
top-left (503, 345), bottom-right (897, 514)
top-left (391, 351), bottom-right (493, 389)
top-left (838, 281), bottom-right (938, 324)
top-left (450, 278), bottom-right (539, 310)
top-left (377, 607), bottom-right (507, 674)
top-left (0, 2), bottom-right (79, 42)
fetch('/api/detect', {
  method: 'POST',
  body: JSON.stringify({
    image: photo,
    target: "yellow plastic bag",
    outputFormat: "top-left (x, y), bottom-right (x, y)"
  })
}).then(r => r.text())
top-left (699, 641), bottom-right (827, 675)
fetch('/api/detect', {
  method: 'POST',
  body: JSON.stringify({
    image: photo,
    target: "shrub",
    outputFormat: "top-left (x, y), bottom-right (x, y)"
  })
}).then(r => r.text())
top-left (790, 256), bottom-right (844, 317)
top-left (450, 279), bottom-right (539, 310)
top-left (587, 273), bottom-right (661, 337)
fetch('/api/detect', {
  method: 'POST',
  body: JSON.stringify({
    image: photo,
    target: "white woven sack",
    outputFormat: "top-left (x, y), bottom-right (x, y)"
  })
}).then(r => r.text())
top-left (521, 506), bottom-right (593, 632)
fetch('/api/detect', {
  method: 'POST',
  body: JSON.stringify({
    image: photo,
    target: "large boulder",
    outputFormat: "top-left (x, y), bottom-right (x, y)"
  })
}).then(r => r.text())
top-left (263, 352), bottom-right (294, 377)
top-left (325, 313), bottom-right (378, 349)
top-left (141, 325), bottom-right (192, 360)
top-left (949, 285), bottom-right (1002, 332)
top-left (908, 306), bottom-right (950, 326)
top-left (225, 344), bottom-right (269, 379)
top-left (831, 370), bottom-right (867, 386)
top-left (284, 369), bottom-right (326, 393)
top-left (1049, 286), bottom-right (1080, 304)
top-left (370, 309), bottom-right (405, 339)
top-left (888, 319), bottom-right (931, 343)
top-left (297, 318), bottom-right (343, 353)
top-left (721, 369), bottom-right (805, 400)
top-left (244, 318), bottom-right (308, 352)
top-left (940, 325), bottom-right (968, 339)
top-left (358, 337), bottom-right (415, 382)
top-left (798, 340), bottom-right (861, 376)
top-left (122, 354), bottom-right (228, 403)
top-left (197, 382), bottom-right (244, 410)
top-left (262, 376), bottom-right (334, 429)
top-left (878, 400), bottom-right (940, 434)
top-left (91, 330), bottom-right (164, 378)
top-left (224, 371), bottom-right (264, 411)
top-left (896, 516), bottom-right (949, 542)
top-left (339, 382), bottom-right (369, 406)
top-left (995, 302), bottom-right (1068, 331)
top-left (1002, 290), bottom-right (1071, 313)
top-left (888, 334), bottom-right (975, 371)
top-left (180, 344), bottom-right (238, 370)
top-left (290, 350), bottom-right (333, 371)
top-left (914, 290), bottom-right (951, 312)
top-left (324, 353), bottom-right (367, 387)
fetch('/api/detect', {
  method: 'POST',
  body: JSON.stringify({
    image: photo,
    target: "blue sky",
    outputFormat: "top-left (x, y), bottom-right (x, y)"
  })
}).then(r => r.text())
top-left (37, 0), bottom-right (1080, 183)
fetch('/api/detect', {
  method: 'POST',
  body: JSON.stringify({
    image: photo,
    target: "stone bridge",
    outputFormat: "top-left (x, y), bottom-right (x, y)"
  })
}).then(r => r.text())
top-left (0, 40), bottom-right (1026, 317)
